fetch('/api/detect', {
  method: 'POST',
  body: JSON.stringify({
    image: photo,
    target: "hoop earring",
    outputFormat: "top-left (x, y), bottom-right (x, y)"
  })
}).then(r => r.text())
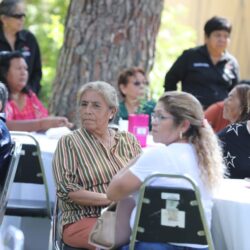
top-left (179, 131), bottom-right (183, 140)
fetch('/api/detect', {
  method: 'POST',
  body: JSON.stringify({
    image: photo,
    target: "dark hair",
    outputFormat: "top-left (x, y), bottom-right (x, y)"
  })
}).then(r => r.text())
top-left (234, 84), bottom-right (250, 122)
top-left (204, 16), bottom-right (232, 37)
top-left (117, 67), bottom-right (145, 97)
top-left (0, 0), bottom-right (23, 18)
top-left (0, 51), bottom-right (29, 98)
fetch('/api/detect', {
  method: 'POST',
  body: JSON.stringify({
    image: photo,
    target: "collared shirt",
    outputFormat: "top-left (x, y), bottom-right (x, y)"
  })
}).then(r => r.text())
top-left (53, 128), bottom-right (142, 227)
top-left (164, 45), bottom-right (240, 109)
top-left (0, 27), bottom-right (42, 94)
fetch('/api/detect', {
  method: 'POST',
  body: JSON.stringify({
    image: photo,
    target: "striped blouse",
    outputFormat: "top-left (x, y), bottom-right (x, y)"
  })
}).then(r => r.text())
top-left (52, 128), bottom-right (142, 227)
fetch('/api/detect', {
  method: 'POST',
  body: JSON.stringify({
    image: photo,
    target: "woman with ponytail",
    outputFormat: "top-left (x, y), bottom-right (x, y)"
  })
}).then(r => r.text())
top-left (107, 91), bottom-right (225, 250)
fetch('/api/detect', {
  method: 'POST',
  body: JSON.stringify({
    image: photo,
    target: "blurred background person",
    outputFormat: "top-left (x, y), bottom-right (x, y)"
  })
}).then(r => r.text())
top-left (0, 51), bottom-right (72, 132)
top-left (164, 16), bottom-right (239, 109)
top-left (117, 67), bottom-right (155, 129)
top-left (0, 0), bottom-right (42, 94)
top-left (205, 100), bottom-right (229, 133)
top-left (53, 81), bottom-right (142, 249)
top-left (0, 81), bottom-right (11, 169)
top-left (107, 91), bottom-right (225, 250)
top-left (218, 83), bottom-right (250, 178)
top-left (205, 80), bottom-right (250, 133)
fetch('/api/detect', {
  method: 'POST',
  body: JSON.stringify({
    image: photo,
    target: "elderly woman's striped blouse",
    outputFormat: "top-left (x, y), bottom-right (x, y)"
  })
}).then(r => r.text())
top-left (53, 128), bottom-right (142, 227)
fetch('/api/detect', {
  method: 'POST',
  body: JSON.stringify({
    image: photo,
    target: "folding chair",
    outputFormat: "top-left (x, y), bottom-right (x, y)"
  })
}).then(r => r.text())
top-left (5, 132), bottom-right (53, 219)
top-left (52, 196), bottom-right (88, 250)
top-left (129, 173), bottom-right (215, 250)
top-left (0, 142), bottom-right (22, 224)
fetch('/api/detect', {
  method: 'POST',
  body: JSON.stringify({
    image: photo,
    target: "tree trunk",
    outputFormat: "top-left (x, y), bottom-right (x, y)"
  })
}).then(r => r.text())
top-left (49, 0), bottom-right (163, 125)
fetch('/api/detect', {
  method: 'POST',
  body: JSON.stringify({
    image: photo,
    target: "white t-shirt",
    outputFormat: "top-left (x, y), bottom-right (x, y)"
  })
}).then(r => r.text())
top-left (129, 143), bottom-right (212, 248)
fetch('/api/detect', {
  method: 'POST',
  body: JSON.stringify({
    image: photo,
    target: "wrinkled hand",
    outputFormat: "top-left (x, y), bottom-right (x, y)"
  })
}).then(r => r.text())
top-left (40, 116), bottom-right (74, 130)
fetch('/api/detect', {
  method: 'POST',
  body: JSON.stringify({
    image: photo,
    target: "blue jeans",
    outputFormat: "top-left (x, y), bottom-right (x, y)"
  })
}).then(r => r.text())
top-left (118, 242), bottom-right (208, 250)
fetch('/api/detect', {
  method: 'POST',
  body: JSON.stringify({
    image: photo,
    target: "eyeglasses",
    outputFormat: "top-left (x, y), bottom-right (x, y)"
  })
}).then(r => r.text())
top-left (133, 81), bottom-right (149, 87)
top-left (7, 13), bottom-right (26, 19)
top-left (151, 112), bottom-right (174, 122)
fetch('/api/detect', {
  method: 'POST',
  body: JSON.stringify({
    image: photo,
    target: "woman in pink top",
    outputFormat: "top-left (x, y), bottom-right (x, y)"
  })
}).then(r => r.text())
top-left (0, 51), bottom-right (72, 131)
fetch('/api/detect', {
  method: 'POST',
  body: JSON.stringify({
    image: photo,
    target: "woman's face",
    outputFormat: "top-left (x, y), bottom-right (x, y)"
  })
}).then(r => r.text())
top-left (6, 57), bottom-right (28, 93)
top-left (223, 88), bottom-right (242, 122)
top-left (1, 3), bottom-right (25, 33)
top-left (151, 102), bottom-right (182, 145)
top-left (120, 72), bottom-right (148, 101)
top-left (205, 30), bottom-right (230, 54)
top-left (79, 90), bottom-right (114, 135)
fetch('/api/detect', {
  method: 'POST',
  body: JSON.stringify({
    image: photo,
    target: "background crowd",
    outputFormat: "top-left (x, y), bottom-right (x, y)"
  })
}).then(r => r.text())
top-left (0, 1), bottom-right (249, 249)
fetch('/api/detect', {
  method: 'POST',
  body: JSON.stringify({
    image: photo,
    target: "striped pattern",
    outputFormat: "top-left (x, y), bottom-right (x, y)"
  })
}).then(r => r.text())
top-left (53, 128), bottom-right (141, 226)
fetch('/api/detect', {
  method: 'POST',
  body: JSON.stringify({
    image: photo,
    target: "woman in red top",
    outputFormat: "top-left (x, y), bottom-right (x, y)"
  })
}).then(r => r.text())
top-left (0, 51), bottom-right (72, 131)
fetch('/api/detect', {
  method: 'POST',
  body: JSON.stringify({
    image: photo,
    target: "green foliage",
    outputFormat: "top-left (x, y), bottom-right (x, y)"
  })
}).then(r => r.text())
top-left (24, 1), bottom-right (196, 106)
top-left (25, 0), bottom-right (70, 107)
top-left (149, 3), bottom-right (196, 100)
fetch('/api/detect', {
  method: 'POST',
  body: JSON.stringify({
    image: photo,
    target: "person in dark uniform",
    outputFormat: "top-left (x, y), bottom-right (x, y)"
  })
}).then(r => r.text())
top-left (0, 0), bottom-right (42, 94)
top-left (164, 16), bottom-right (239, 109)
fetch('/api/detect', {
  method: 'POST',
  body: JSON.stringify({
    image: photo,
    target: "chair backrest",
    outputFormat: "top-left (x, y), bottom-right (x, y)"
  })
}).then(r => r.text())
top-left (129, 173), bottom-right (215, 250)
top-left (0, 142), bottom-right (22, 224)
top-left (52, 196), bottom-right (62, 250)
top-left (6, 131), bottom-right (52, 218)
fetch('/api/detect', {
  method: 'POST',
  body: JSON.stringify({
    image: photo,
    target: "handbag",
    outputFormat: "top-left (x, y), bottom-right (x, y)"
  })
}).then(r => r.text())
top-left (88, 196), bottom-right (135, 249)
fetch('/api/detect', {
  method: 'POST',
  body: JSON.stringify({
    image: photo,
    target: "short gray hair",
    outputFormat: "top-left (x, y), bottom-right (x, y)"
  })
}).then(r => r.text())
top-left (77, 81), bottom-right (119, 109)
top-left (0, 81), bottom-right (8, 112)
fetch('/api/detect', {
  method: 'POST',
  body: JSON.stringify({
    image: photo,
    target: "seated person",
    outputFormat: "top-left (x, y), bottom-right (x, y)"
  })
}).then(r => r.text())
top-left (205, 80), bottom-right (250, 133)
top-left (0, 51), bottom-right (73, 131)
top-left (117, 67), bottom-right (155, 129)
top-left (205, 101), bottom-right (229, 132)
top-left (107, 91), bottom-right (225, 250)
top-left (218, 83), bottom-right (250, 178)
top-left (0, 81), bottom-right (11, 170)
top-left (52, 81), bottom-right (142, 249)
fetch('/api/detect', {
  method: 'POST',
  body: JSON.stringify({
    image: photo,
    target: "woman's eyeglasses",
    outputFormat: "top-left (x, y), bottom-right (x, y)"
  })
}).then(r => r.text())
top-left (151, 112), bottom-right (174, 122)
top-left (133, 81), bottom-right (149, 86)
top-left (7, 13), bottom-right (26, 19)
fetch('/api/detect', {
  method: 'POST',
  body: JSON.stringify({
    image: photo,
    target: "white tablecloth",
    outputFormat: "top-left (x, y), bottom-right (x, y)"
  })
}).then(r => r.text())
top-left (212, 179), bottom-right (250, 250)
top-left (9, 132), bottom-right (60, 203)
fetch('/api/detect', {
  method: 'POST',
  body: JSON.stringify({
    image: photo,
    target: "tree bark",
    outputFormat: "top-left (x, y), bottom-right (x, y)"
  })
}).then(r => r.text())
top-left (49, 0), bottom-right (163, 125)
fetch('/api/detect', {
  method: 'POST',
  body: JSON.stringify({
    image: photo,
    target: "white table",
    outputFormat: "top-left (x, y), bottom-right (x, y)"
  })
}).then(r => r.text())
top-left (9, 132), bottom-right (59, 203)
top-left (212, 179), bottom-right (250, 250)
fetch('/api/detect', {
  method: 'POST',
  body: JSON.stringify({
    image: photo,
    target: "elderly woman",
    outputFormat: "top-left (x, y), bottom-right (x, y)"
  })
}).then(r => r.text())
top-left (117, 67), bottom-right (155, 129)
top-left (0, 51), bottom-right (72, 131)
top-left (53, 81), bottom-right (142, 249)
top-left (107, 91), bottom-right (225, 250)
top-left (218, 84), bottom-right (250, 178)
top-left (0, 0), bottom-right (42, 94)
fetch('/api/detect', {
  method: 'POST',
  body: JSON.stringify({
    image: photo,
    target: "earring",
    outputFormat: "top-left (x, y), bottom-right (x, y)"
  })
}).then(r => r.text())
top-left (179, 131), bottom-right (183, 140)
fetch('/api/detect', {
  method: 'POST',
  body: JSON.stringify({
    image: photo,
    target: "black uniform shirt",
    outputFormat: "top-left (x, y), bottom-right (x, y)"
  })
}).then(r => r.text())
top-left (0, 26), bottom-right (42, 94)
top-left (164, 45), bottom-right (240, 109)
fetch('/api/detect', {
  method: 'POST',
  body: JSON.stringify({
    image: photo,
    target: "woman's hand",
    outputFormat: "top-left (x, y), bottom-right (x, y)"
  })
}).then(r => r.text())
top-left (40, 116), bottom-right (74, 130)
